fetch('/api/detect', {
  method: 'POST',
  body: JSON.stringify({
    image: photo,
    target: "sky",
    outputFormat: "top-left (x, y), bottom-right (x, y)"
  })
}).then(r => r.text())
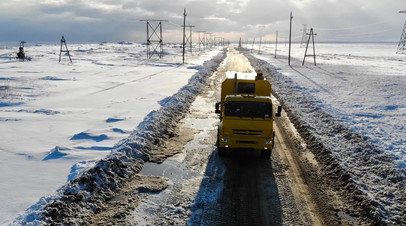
top-left (0, 0), bottom-right (405, 44)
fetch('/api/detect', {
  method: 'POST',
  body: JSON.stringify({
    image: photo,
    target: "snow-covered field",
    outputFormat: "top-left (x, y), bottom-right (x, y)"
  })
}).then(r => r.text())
top-left (248, 42), bottom-right (406, 223)
top-left (253, 43), bottom-right (406, 169)
top-left (0, 43), bottom-right (221, 225)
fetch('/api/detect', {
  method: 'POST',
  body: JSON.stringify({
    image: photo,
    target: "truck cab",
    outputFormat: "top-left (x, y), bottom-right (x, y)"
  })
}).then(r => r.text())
top-left (215, 72), bottom-right (281, 158)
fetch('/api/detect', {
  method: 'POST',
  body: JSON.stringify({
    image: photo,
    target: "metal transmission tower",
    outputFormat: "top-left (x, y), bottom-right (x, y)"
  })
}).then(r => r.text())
top-left (204, 33), bottom-right (211, 50)
top-left (302, 28), bottom-right (317, 66)
top-left (197, 31), bottom-right (206, 51)
top-left (300, 24), bottom-right (307, 48)
top-left (396, 10), bottom-right (406, 54)
top-left (140, 20), bottom-right (168, 59)
top-left (184, 25), bottom-right (195, 53)
top-left (59, 36), bottom-right (72, 63)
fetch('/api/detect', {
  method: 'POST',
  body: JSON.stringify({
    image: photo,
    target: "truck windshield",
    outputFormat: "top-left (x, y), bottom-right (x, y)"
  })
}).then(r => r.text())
top-left (224, 101), bottom-right (272, 118)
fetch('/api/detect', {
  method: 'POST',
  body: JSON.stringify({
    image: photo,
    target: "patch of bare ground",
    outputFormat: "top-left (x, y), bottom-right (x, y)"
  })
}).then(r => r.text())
top-left (86, 175), bottom-right (168, 225)
top-left (149, 127), bottom-right (195, 163)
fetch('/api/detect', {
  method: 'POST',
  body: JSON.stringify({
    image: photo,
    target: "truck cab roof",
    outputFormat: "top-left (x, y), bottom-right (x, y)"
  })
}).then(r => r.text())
top-left (224, 94), bottom-right (272, 103)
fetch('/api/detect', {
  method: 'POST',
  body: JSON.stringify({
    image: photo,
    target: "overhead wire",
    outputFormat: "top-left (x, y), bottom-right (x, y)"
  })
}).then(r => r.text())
top-left (313, 19), bottom-right (400, 32)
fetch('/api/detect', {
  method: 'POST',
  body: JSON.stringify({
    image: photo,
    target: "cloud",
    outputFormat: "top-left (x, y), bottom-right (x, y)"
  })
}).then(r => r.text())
top-left (0, 0), bottom-right (405, 43)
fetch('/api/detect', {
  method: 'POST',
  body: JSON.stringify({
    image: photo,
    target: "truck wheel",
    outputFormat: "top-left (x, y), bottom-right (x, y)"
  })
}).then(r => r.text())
top-left (218, 147), bottom-right (227, 156)
top-left (261, 149), bottom-right (271, 159)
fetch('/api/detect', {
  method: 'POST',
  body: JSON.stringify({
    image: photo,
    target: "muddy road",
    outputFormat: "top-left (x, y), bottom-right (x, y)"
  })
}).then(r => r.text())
top-left (117, 49), bottom-right (359, 225)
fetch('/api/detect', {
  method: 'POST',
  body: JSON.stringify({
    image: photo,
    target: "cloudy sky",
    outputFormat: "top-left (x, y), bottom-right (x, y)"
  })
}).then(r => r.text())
top-left (0, 0), bottom-right (405, 44)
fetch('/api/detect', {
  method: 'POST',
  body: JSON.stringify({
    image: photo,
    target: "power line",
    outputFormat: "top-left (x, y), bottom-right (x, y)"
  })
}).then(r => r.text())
top-left (314, 20), bottom-right (398, 31)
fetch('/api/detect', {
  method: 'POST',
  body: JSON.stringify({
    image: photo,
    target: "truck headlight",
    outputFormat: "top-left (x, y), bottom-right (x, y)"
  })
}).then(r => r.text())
top-left (264, 140), bottom-right (271, 145)
top-left (221, 138), bottom-right (230, 143)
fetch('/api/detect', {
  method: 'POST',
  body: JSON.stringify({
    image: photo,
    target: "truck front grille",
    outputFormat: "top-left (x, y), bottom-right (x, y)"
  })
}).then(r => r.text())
top-left (232, 129), bottom-right (263, 136)
top-left (236, 140), bottom-right (258, 144)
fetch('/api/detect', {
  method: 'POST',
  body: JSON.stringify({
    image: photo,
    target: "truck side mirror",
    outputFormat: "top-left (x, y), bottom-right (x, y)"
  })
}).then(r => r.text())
top-left (275, 106), bottom-right (282, 117)
top-left (215, 102), bottom-right (221, 114)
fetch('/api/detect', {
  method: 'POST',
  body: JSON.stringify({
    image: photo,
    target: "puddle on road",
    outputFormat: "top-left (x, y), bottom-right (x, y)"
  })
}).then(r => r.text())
top-left (337, 211), bottom-right (359, 225)
top-left (140, 156), bottom-right (200, 183)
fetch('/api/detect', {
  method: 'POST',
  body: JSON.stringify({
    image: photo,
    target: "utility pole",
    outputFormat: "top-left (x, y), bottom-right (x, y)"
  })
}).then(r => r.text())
top-left (396, 10), bottom-right (406, 54)
top-left (182, 8), bottom-right (186, 64)
top-left (59, 36), bottom-right (72, 63)
top-left (251, 38), bottom-right (255, 53)
top-left (288, 12), bottom-right (293, 65)
top-left (258, 37), bottom-right (262, 54)
top-left (275, 31), bottom-right (278, 58)
top-left (300, 24), bottom-right (307, 48)
top-left (302, 28), bottom-right (317, 66)
top-left (205, 33), bottom-right (212, 50)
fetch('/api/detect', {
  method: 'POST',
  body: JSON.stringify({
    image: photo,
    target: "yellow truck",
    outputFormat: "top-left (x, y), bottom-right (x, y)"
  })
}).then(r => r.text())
top-left (215, 72), bottom-right (281, 158)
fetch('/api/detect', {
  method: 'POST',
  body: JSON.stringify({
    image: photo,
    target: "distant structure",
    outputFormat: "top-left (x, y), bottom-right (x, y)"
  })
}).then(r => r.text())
top-left (183, 25), bottom-right (195, 53)
top-left (140, 20), bottom-right (168, 59)
top-left (59, 36), bottom-right (72, 62)
top-left (302, 28), bottom-right (317, 66)
top-left (300, 24), bottom-right (307, 48)
top-left (16, 41), bottom-right (26, 60)
top-left (396, 10), bottom-right (406, 54)
top-left (197, 31), bottom-right (206, 51)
